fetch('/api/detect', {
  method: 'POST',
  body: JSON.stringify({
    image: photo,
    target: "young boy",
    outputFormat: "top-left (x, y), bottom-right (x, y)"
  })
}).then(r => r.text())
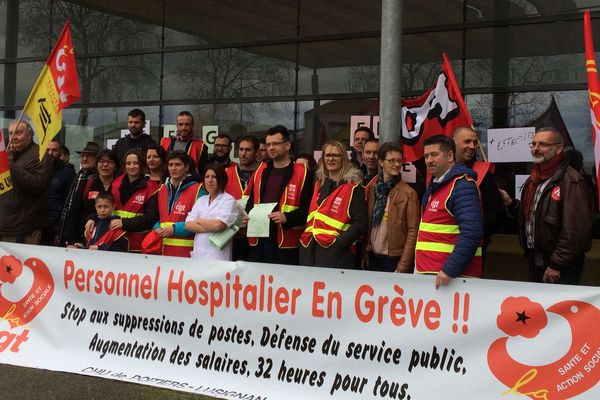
top-left (75, 192), bottom-right (128, 252)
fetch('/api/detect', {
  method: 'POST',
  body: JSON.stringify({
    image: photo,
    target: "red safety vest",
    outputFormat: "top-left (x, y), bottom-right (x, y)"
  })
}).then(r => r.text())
top-left (158, 182), bottom-right (203, 257)
top-left (248, 162), bottom-right (308, 248)
top-left (111, 175), bottom-right (159, 252)
top-left (86, 226), bottom-right (127, 250)
top-left (300, 180), bottom-right (357, 253)
top-left (160, 137), bottom-right (206, 165)
top-left (225, 165), bottom-right (252, 200)
top-left (415, 174), bottom-right (482, 277)
top-left (471, 161), bottom-right (494, 187)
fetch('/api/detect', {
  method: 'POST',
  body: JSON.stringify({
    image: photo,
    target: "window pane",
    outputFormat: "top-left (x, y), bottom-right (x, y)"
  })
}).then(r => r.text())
top-left (403, 0), bottom-right (463, 28)
top-left (163, 47), bottom-right (296, 101)
top-left (465, 1), bottom-right (594, 22)
top-left (52, 1), bottom-right (162, 54)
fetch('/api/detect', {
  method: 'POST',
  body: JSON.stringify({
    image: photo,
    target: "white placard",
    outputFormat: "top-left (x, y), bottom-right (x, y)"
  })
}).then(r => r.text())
top-left (487, 127), bottom-right (535, 163)
top-left (515, 174), bottom-right (529, 201)
top-left (349, 115), bottom-right (379, 147)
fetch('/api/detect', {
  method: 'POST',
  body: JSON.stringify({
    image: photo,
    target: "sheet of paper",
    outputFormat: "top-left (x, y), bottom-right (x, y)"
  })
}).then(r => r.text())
top-left (246, 202), bottom-right (278, 237)
top-left (235, 197), bottom-right (249, 227)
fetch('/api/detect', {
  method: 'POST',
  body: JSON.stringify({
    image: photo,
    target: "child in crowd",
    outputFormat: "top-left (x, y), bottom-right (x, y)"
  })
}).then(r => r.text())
top-left (73, 192), bottom-right (128, 252)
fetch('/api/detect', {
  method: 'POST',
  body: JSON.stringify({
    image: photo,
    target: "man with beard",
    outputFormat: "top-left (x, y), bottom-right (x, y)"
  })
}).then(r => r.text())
top-left (225, 135), bottom-right (260, 260)
top-left (113, 109), bottom-right (156, 163)
top-left (208, 133), bottom-right (236, 169)
top-left (504, 127), bottom-right (592, 284)
top-left (160, 111), bottom-right (208, 176)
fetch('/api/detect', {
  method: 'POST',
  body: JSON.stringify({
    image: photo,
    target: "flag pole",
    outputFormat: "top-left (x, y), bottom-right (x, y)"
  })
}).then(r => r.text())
top-left (471, 124), bottom-right (488, 162)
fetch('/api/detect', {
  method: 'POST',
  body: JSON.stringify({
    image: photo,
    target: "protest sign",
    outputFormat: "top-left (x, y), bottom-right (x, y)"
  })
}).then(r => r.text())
top-left (487, 127), bottom-right (535, 163)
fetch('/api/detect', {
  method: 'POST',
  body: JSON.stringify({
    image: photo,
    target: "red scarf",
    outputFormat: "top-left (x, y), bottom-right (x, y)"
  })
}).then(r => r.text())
top-left (522, 153), bottom-right (564, 218)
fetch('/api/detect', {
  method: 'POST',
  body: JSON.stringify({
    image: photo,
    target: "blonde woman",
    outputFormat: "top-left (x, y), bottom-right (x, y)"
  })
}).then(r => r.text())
top-left (299, 141), bottom-right (366, 269)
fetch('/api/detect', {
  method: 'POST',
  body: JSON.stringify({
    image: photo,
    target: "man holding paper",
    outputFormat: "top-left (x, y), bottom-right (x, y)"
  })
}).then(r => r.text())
top-left (245, 125), bottom-right (314, 265)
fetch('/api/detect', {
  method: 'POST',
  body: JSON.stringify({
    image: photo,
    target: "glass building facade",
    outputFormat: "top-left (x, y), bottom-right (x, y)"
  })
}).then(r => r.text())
top-left (1, 0), bottom-right (600, 174)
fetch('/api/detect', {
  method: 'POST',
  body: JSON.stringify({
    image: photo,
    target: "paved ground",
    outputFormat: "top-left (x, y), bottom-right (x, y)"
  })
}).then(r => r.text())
top-left (0, 364), bottom-right (215, 400)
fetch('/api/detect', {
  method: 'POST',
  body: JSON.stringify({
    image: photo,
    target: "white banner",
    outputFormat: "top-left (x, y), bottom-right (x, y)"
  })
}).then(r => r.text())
top-left (1, 242), bottom-right (600, 399)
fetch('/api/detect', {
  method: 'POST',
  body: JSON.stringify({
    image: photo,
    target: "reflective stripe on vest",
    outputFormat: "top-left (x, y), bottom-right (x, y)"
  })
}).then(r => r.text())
top-left (300, 181), bottom-right (355, 249)
top-left (114, 209), bottom-right (142, 218)
top-left (163, 237), bottom-right (194, 247)
top-left (415, 174), bottom-right (482, 277)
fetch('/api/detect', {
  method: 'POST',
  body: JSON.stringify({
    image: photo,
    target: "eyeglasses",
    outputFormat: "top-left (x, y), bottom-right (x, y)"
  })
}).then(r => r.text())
top-left (324, 153), bottom-right (342, 159)
top-left (266, 141), bottom-right (287, 148)
top-left (529, 142), bottom-right (561, 149)
top-left (98, 159), bottom-right (115, 165)
top-left (214, 144), bottom-right (230, 148)
top-left (384, 159), bottom-right (402, 165)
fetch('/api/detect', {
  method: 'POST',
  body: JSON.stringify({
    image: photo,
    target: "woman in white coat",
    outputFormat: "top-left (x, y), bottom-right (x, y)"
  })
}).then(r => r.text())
top-left (185, 163), bottom-right (238, 261)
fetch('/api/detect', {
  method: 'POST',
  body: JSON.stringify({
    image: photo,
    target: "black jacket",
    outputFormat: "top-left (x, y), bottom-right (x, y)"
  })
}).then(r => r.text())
top-left (113, 134), bottom-right (157, 165)
top-left (512, 162), bottom-right (593, 271)
top-left (47, 157), bottom-right (76, 226)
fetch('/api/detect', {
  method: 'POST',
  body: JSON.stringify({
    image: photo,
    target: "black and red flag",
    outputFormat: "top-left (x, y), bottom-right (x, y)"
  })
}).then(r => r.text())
top-left (401, 53), bottom-right (473, 162)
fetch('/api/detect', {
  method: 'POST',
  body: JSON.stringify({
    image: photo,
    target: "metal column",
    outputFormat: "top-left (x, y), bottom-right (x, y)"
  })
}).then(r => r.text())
top-left (378, 0), bottom-right (403, 144)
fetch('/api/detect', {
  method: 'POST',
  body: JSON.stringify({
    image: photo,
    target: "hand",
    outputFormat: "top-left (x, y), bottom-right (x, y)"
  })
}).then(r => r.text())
top-left (155, 225), bottom-right (174, 238)
top-left (543, 267), bottom-right (561, 283)
top-left (498, 188), bottom-right (513, 207)
top-left (84, 219), bottom-right (96, 237)
top-left (88, 245), bottom-right (99, 250)
top-left (395, 263), bottom-right (409, 273)
top-left (110, 219), bottom-right (123, 230)
top-left (242, 215), bottom-right (250, 225)
top-left (435, 270), bottom-right (452, 289)
top-left (269, 211), bottom-right (287, 224)
top-left (360, 257), bottom-right (369, 270)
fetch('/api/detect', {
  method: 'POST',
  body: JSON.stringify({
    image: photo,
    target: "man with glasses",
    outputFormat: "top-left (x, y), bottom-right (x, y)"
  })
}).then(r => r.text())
top-left (502, 127), bottom-right (593, 284)
top-left (245, 125), bottom-right (314, 265)
top-left (0, 120), bottom-right (53, 244)
top-left (415, 135), bottom-right (483, 289)
top-left (208, 133), bottom-right (236, 169)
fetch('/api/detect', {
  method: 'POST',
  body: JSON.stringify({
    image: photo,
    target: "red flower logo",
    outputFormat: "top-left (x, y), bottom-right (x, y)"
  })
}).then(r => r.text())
top-left (0, 255), bottom-right (23, 284)
top-left (496, 296), bottom-right (547, 338)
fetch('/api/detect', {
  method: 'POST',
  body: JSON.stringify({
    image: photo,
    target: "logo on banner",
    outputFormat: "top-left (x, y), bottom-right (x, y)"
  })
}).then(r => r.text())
top-left (487, 296), bottom-right (600, 399)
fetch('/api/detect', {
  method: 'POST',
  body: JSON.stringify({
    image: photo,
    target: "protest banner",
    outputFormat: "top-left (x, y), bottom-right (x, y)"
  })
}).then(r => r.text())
top-left (0, 242), bottom-right (599, 399)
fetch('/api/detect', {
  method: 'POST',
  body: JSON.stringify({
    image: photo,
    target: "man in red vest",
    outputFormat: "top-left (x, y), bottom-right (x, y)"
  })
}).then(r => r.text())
top-left (453, 126), bottom-right (505, 251)
top-left (245, 125), bottom-right (314, 265)
top-left (208, 133), bottom-right (236, 170)
top-left (226, 135), bottom-right (259, 261)
top-left (160, 111), bottom-right (208, 176)
top-left (416, 135), bottom-right (483, 289)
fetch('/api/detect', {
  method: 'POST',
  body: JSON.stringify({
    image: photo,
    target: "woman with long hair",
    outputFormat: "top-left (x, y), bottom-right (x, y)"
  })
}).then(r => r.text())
top-left (185, 163), bottom-right (239, 261)
top-left (145, 143), bottom-right (167, 183)
top-left (300, 140), bottom-right (366, 269)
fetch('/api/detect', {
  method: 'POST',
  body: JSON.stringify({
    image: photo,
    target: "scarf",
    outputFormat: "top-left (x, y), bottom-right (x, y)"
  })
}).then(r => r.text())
top-left (372, 174), bottom-right (400, 226)
top-left (522, 152), bottom-right (564, 219)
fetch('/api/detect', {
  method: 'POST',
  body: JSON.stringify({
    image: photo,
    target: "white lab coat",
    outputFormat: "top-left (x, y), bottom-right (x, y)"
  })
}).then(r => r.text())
top-left (186, 191), bottom-right (239, 261)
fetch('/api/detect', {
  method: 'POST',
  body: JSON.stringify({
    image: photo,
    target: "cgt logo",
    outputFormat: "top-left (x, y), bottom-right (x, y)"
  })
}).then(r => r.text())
top-left (487, 296), bottom-right (600, 399)
top-left (0, 255), bottom-right (54, 353)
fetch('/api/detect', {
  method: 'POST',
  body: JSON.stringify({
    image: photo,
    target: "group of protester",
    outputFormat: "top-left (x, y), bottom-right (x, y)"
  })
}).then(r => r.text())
top-left (0, 107), bottom-right (594, 287)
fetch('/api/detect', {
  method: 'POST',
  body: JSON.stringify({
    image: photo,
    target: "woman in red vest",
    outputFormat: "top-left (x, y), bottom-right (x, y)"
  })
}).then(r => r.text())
top-left (300, 141), bottom-right (367, 269)
top-left (100, 149), bottom-right (159, 252)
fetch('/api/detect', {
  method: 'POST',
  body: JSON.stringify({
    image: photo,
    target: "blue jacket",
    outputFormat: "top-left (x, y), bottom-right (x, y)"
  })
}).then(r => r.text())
top-left (421, 164), bottom-right (483, 278)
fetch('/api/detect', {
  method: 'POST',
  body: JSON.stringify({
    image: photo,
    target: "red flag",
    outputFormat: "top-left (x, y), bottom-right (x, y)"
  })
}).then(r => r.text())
top-left (401, 53), bottom-right (472, 162)
top-left (23, 21), bottom-right (80, 159)
top-left (0, 128), bottom-right (12, 195)
top-left (584, 10), bottom-right (600, 207)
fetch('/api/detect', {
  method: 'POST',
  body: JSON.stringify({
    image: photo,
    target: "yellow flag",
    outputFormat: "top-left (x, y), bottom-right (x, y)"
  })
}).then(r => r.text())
top-left (22, 22), bottom-right (80, 160)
